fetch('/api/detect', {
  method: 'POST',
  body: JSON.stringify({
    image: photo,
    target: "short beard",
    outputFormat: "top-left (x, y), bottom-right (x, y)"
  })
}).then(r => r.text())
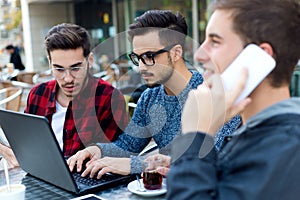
top-left (148, 54), bottom-right (174, 87)
top-left (66, 70), bottom-right (90, 98)
top-left (147, 83), bottom-right (161, 88)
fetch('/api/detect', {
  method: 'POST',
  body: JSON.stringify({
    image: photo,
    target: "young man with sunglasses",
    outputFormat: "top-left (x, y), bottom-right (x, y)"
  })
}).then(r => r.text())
top-left (67, 10), bottom-right (241, 178)
top-left (0, 23), bottom-right (128, 167)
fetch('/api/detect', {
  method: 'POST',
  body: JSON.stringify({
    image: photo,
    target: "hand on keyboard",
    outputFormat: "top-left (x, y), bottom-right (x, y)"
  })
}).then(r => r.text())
top-left (81, 157), bottom-right (131, 179)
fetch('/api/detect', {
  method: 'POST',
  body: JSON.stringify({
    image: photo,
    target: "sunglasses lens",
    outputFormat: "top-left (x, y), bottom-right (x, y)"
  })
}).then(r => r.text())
top-left (142, 54), bottom-right (154, 66)
top-left (129, 53), bottom-right (139, 66)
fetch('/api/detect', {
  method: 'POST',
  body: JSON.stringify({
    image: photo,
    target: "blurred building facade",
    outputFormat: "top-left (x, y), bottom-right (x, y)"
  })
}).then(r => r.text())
top-left (20, 0), bottom-right (210, 72)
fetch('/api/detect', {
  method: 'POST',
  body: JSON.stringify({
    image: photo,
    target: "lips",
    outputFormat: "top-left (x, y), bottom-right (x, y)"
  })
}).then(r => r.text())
top-left (141, 72), bottom-right (153, 80)
top-left (63, 85), bottom-right (77, 92)
top-left (142, 74), bottom-right (152, 79)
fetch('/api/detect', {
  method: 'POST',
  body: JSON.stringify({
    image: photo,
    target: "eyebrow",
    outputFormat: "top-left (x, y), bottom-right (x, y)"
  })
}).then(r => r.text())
top-left (208, 33), bottom-right (223, 40)
top-left (52, 61), bottom-right (83, 68)
top-left (132, 50), bottom-right (160, 58)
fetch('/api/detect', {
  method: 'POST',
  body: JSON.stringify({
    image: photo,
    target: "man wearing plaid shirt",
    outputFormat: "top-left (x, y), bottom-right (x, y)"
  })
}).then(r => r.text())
top-left (0, 23), bottom-right (128, 167)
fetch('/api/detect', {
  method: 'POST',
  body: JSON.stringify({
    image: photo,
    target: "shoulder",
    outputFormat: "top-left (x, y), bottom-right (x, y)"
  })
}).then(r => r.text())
top-left (92, 76), bottom-right (123, 98)
top-left (138, 86), bottom-right (162, 102)
top-left (26, 80), bottom-right (56, 113)
top-left (92, 76), bottom-right (114, 92)
top-left (30, 79), bottom-right (56, 95)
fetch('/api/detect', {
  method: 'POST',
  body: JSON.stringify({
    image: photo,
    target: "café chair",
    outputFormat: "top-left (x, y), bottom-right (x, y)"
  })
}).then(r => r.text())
top-left (0, 80), bottom-right (13, 89)
top-left (16, 72), bottom-right (36, 84)
top-left (0, 87), bottom-right (23, 111)
top-left (0, 80), bottom-right (33, 109)
top-left (0, 80), bottom-right (33, 90)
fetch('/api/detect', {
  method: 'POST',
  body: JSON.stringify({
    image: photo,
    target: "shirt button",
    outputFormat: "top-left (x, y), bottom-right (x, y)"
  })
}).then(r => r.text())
top-left (226, 136), bottom-right (232, 141)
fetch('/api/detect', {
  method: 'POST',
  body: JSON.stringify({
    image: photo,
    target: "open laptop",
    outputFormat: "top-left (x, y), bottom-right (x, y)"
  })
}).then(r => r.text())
top-left (0, 109), bottom-right (135, 195)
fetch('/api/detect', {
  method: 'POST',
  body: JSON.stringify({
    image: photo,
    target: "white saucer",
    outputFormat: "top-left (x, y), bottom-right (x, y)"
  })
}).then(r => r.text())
top-left (127, 178), bottom-right (167, 197)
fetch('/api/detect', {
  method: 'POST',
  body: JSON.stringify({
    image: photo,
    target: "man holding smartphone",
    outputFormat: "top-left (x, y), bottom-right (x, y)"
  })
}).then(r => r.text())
top-left (167, 0), bottom-right (300, 199)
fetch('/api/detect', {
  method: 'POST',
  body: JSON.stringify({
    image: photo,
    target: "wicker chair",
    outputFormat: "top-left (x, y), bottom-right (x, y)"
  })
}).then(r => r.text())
top-left (0, 80), bottom-right (13, 89)
top-left (0, 87), bottom-right (23, 111)
top-left (16, 72), bottom-right (36, 84)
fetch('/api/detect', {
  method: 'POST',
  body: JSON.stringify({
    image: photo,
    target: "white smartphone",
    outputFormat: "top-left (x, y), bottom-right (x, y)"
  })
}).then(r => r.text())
top-left (70, 194), bottom-right (106, 200)
top-left (221, 44), bottom-right (276, 105)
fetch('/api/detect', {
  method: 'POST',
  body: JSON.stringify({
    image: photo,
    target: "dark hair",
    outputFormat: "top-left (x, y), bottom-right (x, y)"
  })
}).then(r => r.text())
top-left (128, 10), bottom-right (188, 48)
top-left (44, 23), bottom-right (91, 60)
top-left (5, 45), bottom-right (14, 50)
top-left (211, 0), bottom-right (300, 87)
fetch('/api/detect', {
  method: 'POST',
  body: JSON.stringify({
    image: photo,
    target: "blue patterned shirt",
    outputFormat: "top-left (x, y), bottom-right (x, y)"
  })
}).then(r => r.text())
top-left (97, 71), bottom-right (241, 173)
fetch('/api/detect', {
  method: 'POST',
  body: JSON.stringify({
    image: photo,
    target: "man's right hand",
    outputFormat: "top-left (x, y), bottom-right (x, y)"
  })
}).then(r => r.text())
top-left (67, 145), bottom-right (102, 173)
top-left (145, 154), bottom-right (171, 177)
top-left (0, 143), bottom-right (19, 168)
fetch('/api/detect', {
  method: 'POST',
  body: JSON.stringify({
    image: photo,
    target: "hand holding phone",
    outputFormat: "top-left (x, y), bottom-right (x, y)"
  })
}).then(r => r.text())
top-left (221, 44), bottom-right (276, 105)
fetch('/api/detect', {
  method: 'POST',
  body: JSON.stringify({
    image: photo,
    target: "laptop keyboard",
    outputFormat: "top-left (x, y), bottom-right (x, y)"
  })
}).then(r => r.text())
top-left (73, 172), bottom-right (125, 186)
top-left (22, 174), bottom-right (76, 200)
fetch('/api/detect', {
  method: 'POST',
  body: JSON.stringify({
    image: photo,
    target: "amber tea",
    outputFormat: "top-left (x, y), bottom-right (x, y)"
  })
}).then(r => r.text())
top-left (142, 170), bottom-right (163, 190)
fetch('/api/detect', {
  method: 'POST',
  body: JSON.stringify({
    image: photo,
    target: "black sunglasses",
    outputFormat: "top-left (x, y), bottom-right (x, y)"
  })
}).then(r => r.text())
top-left (128, 44), bottom-right (177, 66)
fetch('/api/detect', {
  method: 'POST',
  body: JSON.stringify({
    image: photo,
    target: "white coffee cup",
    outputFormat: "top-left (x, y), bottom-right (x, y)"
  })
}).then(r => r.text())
top-left (0, 184), bottom-right (26, 200)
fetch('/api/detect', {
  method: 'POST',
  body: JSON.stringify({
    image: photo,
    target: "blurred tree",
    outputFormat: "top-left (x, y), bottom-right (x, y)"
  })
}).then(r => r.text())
top-left (4, 0), bottom-right (22, 31)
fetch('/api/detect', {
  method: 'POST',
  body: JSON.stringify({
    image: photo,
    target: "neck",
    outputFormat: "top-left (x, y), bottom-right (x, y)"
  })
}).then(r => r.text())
top-left (164, 62), bottom-right (192, 96)
top-left (56, 74), bottom-right (90, 107)
top-left (241, 80), bottom-right (290, 124)
top-left (57, 89), bottom-right (72, 107)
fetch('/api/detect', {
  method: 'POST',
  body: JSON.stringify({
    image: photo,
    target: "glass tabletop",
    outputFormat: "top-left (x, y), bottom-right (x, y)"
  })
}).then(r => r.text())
top-left (0, 167), bottom-right (166, 200)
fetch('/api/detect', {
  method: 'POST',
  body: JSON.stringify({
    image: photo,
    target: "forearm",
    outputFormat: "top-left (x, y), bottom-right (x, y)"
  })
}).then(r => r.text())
top-left (0, 143), bottom-right (19, 167)
top-left (97, 142), bottom-right (137, 158)
top-left (167, 133), bottom-right (217, 200)
top-left (98, 123), bottom-right (152, 157)
top-left (0, 143), bottom-right (10, 156)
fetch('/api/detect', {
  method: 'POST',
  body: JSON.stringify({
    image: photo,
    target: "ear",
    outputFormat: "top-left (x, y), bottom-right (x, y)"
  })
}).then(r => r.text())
top-left (172, 44), bottom-right (183, 62)
top-left (87, 52), bottom-right (94, 69)
top-left (259, 43), bottom-right (274, 57)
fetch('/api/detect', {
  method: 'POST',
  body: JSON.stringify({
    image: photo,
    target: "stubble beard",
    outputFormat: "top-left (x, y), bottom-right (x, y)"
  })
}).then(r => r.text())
top-left (65, 71), bottom-right (89, 98)
top-left (147, 55), bottom-right (174, 88)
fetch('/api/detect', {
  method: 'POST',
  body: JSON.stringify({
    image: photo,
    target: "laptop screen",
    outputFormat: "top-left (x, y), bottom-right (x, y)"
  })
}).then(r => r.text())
top-left (0, 109), bottom-right (79, 193)
top-left (0, 109), bottom-right (134, 194)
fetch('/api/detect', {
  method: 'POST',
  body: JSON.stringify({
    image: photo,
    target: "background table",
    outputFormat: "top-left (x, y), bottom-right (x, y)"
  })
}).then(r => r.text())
top-left (0, 167), bottom-right (166, 200)
top-left (0, 69), bottom-right (20, 81)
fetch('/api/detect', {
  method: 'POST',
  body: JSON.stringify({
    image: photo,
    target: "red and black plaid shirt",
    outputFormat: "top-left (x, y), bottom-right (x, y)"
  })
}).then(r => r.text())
top-left (24, 76), bottom-right (128, 157)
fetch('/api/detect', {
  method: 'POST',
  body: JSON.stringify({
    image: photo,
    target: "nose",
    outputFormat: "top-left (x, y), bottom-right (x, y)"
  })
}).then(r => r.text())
top-left (138, 60), bottom-right (147, 71)
top-left (194, 44), bottom-right (209, 64)
top-left (63, 69), bottom-right (74, 82)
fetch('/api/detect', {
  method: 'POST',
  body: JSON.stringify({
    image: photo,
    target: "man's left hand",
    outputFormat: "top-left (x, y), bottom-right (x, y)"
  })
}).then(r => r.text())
top-left (81, 157), bottom-right (131, 179)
